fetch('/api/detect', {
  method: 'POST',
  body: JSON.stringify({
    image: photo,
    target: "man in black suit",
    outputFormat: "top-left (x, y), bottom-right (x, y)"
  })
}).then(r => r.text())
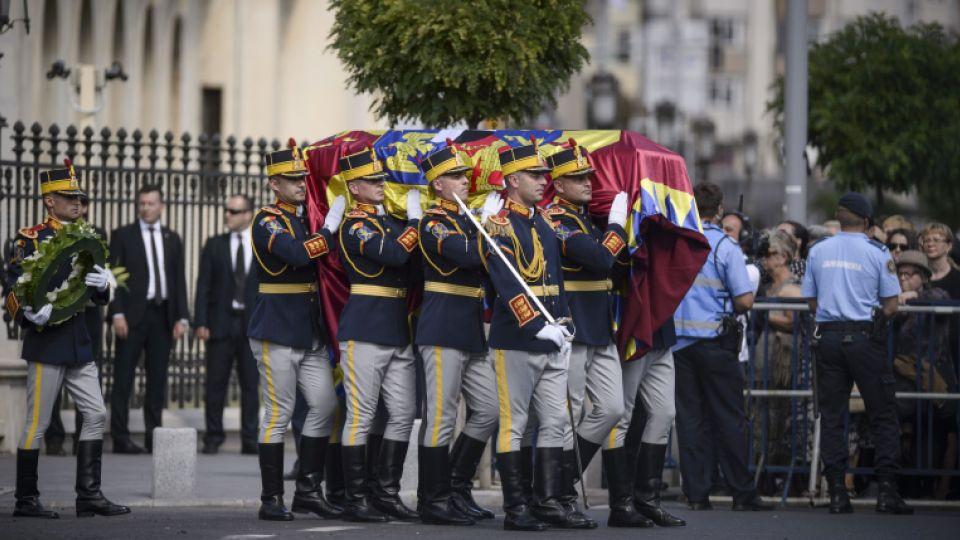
top-left (195, 194), bottom-right (259, 455)
top-left (109, 185), bottom-right (189, 454)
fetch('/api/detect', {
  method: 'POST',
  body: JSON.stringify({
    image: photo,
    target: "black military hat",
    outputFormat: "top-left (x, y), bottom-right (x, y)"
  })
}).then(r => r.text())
top-left (838, 192), bottom-right (872, 219)
top-left (420, 139), bottom-right (472, 182)
top-left (498, 137), bottom-right (551, 176)
top-left (40, 158), bottom-right (85, 196)
top-left (338, 147), bottom-right (389, 181)
top-left (546, 138), bottom-right (594, 178)
top-left (265, 138), bottom-right (309, 178)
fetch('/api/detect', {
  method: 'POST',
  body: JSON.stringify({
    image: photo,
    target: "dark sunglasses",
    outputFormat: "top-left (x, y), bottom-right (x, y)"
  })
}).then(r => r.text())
top-left (886, 242), bottom-right (908, 251)
top-left (224, 207), bottom-right (251, 215)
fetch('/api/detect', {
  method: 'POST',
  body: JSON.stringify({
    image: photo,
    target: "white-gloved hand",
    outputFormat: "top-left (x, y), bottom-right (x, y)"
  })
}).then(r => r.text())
top-left (23, 304), bottom-right (53, 326)
top-left (406, 189), bottom-right (423, 220)
top-left (323, 195), bottom-right (347, 233)
top-left (84, 264), bottom-right (113, 292)
top-left (535, 323), bottom-right (566, 349)
top-left (480, 192), bottom-right (504, 224)
top-left (375, 204), bottom-right (385, 216)
top-left (609, 191), bottom-right (629, 227)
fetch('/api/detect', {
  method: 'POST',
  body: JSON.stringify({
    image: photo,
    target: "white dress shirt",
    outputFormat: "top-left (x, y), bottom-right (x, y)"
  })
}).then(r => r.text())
top-left (230, 230), bottom-right (253, 310)
top-left (140, 219), bottom-right (167, 301)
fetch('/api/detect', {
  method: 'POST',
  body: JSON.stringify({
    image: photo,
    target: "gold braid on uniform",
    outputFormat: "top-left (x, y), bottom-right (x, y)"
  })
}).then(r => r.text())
top-left (419, 215), bottom-right (468, 277)
top-left (481, 216), bottom-right (545, 282)
top-left (339, 216), bottom-right (386, 278)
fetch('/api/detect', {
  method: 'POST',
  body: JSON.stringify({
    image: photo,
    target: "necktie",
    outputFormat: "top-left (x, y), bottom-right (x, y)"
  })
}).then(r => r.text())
top-left (148, 226), bottom-right (165, 301)
top-left (234, 234), bottom-right (246, 307)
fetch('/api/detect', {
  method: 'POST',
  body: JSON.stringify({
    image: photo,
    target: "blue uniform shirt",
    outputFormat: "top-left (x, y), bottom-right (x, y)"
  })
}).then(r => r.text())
top-left (673, 222), bottom-right (753, 351)
top-left (801, 231), bottom-right (901, 322)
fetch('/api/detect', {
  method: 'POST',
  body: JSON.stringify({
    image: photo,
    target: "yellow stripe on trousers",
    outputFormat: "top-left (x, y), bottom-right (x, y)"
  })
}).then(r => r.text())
top-left (24, 364), bottom-right (43, 450)
top-left (607, 426), bottom-right (618, 449)
top-left (261, 342), bottom-right (280, 443)
top-left (494, 349), bottom-right (513, 453)
top-left (345, 341), bottom-right (361, 445)
top-left (431, 347), bottom-right (443, 446)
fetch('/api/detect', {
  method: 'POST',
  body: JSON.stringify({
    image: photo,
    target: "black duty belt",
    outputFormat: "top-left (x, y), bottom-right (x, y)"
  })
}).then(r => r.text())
top-left (818, 321), bottom-right (872, 333)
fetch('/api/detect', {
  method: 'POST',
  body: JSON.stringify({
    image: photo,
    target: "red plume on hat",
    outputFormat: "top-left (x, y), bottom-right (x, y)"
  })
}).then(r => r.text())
top-left (287, 137), bottom-right (297, 149)
top-left (64, 158), bottom-right (73, 168)
top-left (567, 137), bottom-right (578, 148)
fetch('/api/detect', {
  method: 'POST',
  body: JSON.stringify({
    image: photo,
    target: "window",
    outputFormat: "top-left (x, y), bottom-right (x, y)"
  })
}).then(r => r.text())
top-left (709, 76), bottom-right (742, 109)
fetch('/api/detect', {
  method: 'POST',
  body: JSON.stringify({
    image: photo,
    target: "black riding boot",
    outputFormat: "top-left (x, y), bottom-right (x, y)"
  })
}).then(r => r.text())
top-left (827, 473), bottom-right (853, 514)
top-left (13, 448), bottom-right (59, 519)
top-left (604, 447), bottom-right (654, 527)
top-left (75, 440), bottom-right (131, 518)
top-left (530, 447), bottom-right (594, 529)
top-left (496, 451), bottom-right (548, 531)
top-left (520, 445), bottom-right (534, 504)
top-left (876, 476), bottom-right (913, 515)
top-left (449, 434), bottom-right (495, 520)
top-left (257, 443), bottom-right (293, 521)
top-left (365, 434), bottom-right (383, 494)
top-left (633, 443), bottom-right (685, 526)
top-left (418, 446), bottom-right (474, 525)
top-left (341, 444), bottom-right (389, 522)
top-left (557, 437), bottom-right (600, 528)
top-left (291, 436), bottom-right (342, 518)
top-left (369, 439), bottom-right (418, 521)
top-left (325, 442), bottom-right (346, 507)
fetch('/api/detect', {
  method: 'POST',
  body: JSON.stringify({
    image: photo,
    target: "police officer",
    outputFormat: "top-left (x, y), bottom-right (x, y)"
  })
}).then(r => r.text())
top-left (414, 141), bottom-right (500, 525)
top-left (801, 192), bottom-right (912, 515)
top-left (337, 148), bottom-right (421, 522)
top-left (481, 140), bottom-right (583, 531)
top-left (248, 140), bottom-right (346, 521)
top-left (541, 141), bottom-right (652, 528)
top-left (673, 182), bottom-right (770, 511)
top-left (4, 160), bottom-right (129, 519)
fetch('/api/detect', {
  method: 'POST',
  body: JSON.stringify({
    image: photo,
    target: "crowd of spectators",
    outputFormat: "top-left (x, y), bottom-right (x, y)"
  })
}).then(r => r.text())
top-left (726, 211), bottom-right (960, 501)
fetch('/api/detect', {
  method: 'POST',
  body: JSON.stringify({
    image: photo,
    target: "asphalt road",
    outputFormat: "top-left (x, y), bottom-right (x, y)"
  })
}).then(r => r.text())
top-left (1, 504), bottom-right (958, 540)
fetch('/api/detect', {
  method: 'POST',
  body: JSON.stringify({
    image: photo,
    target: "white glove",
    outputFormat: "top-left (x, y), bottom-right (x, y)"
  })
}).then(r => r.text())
top-left (375, 204), bottom-right (385, 216)
top-left (406, 189), bottom-right (423, 220)
top-left (480, 192), bottom-right (504, 224)
top-left (23, 304), bottom-right (53, 326)
top-left (609, 191), bottom-right (629, 227)
top-left (323, 195), bottom-right (347, 233)
top-left (535, 323), bottom-right (567, 349)
top-left (84, 264), bottom-right (113, 292)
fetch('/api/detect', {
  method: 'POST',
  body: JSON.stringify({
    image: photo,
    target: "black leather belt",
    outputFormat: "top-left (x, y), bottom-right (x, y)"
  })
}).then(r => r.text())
top-left (818, 321), bottom-right (872, 332)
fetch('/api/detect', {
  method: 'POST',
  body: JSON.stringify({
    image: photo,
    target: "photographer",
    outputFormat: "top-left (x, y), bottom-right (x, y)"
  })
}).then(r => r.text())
top-left (673, 182), bottom-right (770, 511)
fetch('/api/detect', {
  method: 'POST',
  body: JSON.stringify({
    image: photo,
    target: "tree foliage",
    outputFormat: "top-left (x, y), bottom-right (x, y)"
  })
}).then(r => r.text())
top-left (768, 13), bottom-right (960, 223)
top-left (328, 0), bottom-right (591, 129)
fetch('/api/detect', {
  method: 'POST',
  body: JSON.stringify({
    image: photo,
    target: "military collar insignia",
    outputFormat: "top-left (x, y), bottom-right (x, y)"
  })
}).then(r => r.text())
top-left (553, 197), bottom-right (582, 213)
top-left (353, 202), bottom-right (378, 215)
top-left (505, 198), bottom-right (533, 219)
top-left (437, 198), bottom-right (460, 214)
top-left (275, 200), bottom-right (299, 214)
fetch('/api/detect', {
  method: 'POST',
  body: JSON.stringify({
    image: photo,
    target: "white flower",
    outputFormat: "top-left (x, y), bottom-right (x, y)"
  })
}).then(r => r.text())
top-left (17, 272), bottom-right (31, 284)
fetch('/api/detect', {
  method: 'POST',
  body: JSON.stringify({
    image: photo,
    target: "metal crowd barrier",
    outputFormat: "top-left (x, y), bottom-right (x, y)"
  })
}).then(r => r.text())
top-left (744, 297), bottom-right (960, 507)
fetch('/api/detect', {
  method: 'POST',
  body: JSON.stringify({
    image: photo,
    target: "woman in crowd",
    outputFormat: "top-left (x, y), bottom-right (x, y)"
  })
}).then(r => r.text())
top-left (886, 228), bottom-right (918, 263)
top-left (776, 221), bottom-right (809, 279)
top-left (753, 231), bottom-right (803, 493)
top-left (921, 222), bottom-right (960, 299)
top-left (893, 250), bottom-right (957, 499)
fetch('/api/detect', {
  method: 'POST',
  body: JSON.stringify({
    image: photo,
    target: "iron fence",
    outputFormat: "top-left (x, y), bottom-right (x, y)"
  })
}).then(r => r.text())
top-left (744, 298), bottom-right (960, 505)
top-left (0, 117), bottom-right (306, 409)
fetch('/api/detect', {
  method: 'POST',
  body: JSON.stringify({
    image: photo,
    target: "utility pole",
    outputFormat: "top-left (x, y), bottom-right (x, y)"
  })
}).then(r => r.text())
top-left (783, 0), bottom-right (808, 223)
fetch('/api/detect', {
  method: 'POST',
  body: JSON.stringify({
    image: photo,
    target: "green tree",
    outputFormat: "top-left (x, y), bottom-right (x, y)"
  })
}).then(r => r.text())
top-left (328, 0), bottom-right (591, 129)
top-left (768, 13), bottom-right (960, 224)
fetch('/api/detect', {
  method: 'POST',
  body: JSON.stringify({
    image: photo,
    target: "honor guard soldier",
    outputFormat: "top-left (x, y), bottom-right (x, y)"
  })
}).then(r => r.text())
top-left (482, 140), bottom-right (584, 532)
top-left (414, 141), bottom-right (501, 525)
top-left (337, 148), bottom-right (421, 523)
top-left (248, 139), bottom-right (347, 521)
top-left (544, 142), bottom-right (653, 528)
top-left (801, 192), bottom-right (913, 515)
top-left (4, 160), bottom-right (129, 519)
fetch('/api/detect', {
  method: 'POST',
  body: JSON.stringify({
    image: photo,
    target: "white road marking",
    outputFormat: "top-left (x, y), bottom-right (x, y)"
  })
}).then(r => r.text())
top-left (221, 535), bottom-right (276, 539)
top-left (299, 526), bottom-right (362, 532)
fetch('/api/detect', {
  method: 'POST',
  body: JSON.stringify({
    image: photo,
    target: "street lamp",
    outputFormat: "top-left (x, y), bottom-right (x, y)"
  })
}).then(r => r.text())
top-left (586, 70), bottom-right (621, 129)
top-left (45, 59), bottom-right (129, 115)
top-left (692, 117), bottom-right (716, 182)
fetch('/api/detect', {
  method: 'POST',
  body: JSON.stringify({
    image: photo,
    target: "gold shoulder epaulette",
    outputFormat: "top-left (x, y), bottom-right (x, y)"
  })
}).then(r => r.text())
top-left (425, 207), bottom-right (447, 216)
top-left (259, 205), bottom-right (282, 216)
top-left (18, 224), bottom-right (43, 239)
top-left (484, 212), bottom-right (512, 237)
